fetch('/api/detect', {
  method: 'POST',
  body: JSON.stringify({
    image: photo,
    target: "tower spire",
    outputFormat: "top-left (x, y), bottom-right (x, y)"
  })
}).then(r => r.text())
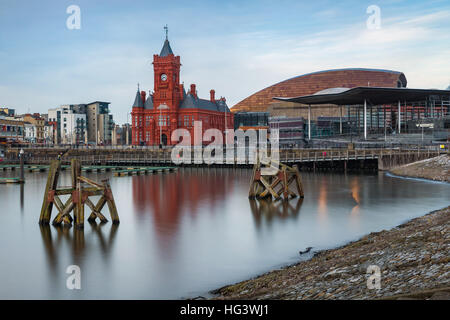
top-left (159, 25), bottom-right (174, 57)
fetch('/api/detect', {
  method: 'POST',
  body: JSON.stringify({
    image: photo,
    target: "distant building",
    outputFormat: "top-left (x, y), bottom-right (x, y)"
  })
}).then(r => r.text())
top-left (0, 118), bottom-right (24, 143)
top-left (20, 113), bottom-right (45, 143)
top-left (233, 112), bottom-right (269, 130)
top-left (0, 108), bottom-right (15, 117)
top-left (86, 101), bottom-right (113, 145)
top-left (48, 102), bottom-right (113, 145)
top-left (233, 68), bottom-right (449, 139)
top-left (232, 68), bottom-right (407, 114)
top-left (112, 123), bottom-right (132, 146)
top-left (48, 105), bottom-right (87, 144)
top-left (43, 124), bottom-right (54, 145)
top-left (24, 123), bottom-right (37, 143)
top-left (61, 112), bottom-right (87, 145)
top-left (269, 116), bottom-right (305, 147)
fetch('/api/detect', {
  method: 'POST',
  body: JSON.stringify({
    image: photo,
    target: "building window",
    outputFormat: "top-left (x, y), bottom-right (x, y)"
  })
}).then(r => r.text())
top-left (158, 115), bottom-right (169, 126)
top-left (184, 115), bottom-right (189, 127)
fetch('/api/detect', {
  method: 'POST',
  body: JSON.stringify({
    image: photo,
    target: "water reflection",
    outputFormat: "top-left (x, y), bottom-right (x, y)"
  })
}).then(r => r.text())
top-left (317, 182), bottom-right (328, 222)
top-left (249, 198), bottom-right (303, 228)
top-left (39, 223), bottom-right (118, 269)
top-left (131, 168), bottom-right (236, 252)
top-left (350, 177), bottom-right (361, 217)
top-left (20, 184), bottom-right (24, 212)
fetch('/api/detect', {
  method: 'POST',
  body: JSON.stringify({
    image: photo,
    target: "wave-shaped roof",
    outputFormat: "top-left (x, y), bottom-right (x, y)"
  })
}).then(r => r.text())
top-left (232, 68), bottom-right (407, 112)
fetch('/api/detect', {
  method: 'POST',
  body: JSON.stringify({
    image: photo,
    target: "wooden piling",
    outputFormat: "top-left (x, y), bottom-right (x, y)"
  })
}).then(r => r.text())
top-left (39, 159), bottom-right (119, 227)
top-left (39, 160), bottom-right (61, 225)
top-left (104, 180), bottom-right (120, 224)
top-left (249, 157), bottom-right (304, 200)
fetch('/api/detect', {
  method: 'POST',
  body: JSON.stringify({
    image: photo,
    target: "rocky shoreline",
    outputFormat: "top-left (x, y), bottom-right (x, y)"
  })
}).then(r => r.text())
top-left (213, 158), bottom-right (450, 300)
top-left (390, 155), bottom-right (450, 183)
top-left (213, 206), bottom-right (449, 300)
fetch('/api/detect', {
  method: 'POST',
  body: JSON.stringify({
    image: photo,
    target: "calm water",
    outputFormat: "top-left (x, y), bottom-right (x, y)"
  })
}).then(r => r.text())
top-left (0, 168), bottom-right (448, 299)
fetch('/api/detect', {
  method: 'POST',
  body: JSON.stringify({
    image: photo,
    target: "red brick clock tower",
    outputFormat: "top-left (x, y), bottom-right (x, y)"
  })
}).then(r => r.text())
top-left (151, 27), bottom-right (182, 145)
top-left (131, 26), bottom-right (233, 146)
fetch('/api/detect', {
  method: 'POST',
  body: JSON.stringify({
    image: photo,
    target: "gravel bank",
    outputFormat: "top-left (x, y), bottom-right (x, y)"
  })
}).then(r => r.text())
top-left (214, 206), bottom-right (449, 300)
top-left (390, 155), bottom-right (450, 183)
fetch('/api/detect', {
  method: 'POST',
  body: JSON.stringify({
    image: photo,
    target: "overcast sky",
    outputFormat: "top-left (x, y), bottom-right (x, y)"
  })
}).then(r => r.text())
top-left (1, 0), bottom-right (449, 124)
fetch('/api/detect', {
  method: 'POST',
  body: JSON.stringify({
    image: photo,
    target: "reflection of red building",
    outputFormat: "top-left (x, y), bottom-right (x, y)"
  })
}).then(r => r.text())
top-left (131, 170), bottom-right (235, 253)
top-left (131, 32), bottom-right (233, 146)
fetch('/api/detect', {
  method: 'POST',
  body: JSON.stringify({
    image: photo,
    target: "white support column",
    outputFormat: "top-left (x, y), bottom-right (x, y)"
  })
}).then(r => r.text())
top-left (364, 99), bottom-right (367, 140)
top-left (398, 100), bottom-right (401, 134)
top-left (308, 104), bottom-right (311, 140)
top-left (339, 105), bottom-right (343, 134)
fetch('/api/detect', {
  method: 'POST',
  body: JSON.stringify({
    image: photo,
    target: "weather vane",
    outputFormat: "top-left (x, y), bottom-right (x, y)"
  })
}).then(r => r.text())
top-left (164, 24), bottom-right (168, 40)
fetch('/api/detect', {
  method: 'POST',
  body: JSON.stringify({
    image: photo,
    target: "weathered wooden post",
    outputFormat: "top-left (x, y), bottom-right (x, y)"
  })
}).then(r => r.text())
top-left (74, 179), bottom-right (84, 228)
top-left (39, 160), bottom-right (61, 225)
top-left (104, 180), bottom-right (120, 224)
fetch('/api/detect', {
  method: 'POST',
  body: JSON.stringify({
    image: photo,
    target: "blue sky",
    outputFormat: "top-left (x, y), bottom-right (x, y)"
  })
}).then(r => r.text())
top-left (1, 0), bottom-right (449, 124)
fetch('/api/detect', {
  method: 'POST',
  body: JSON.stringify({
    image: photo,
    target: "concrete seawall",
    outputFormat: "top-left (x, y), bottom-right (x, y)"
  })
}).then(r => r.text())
top-left (378, 150), bottom-right (445, 171)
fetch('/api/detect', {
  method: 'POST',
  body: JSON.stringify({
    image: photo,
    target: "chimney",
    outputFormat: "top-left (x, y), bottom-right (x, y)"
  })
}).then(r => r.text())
top-left (210, 89), bottom-right (215, 102)
top-left (190, 84), bottom-right (197, 98)
top-left (180, 83), bottom-right (184, 99)
top-left (141, 91), bottom-right (146, 104)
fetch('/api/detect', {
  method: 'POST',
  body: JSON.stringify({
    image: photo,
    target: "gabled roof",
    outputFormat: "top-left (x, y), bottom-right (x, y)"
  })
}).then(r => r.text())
top-left (132, 90), bottom-right (144, 108)
top-left (179, 93), bottom-right (196, 109)
top-left (160, 39), bottom-right (174, 57)
top-left (144, 94), bottom-right (153, 110)
top-left (179, 93), bottom-right (231, 112)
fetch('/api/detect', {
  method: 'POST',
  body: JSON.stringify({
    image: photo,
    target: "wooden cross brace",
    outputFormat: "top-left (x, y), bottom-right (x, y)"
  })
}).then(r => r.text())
top-left (39, 159), bottom-right (120, 228)
top-left (249, 157), bottom-right (304, 200)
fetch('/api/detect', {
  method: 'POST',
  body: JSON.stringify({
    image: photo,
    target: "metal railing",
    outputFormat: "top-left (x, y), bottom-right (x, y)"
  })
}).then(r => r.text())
top-left (3, 146), bottom-right (446, 166)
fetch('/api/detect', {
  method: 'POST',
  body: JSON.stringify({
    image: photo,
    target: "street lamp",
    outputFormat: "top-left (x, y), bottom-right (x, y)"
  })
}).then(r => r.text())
top-left (157, 104), bottom-right (169, 147)
top-left (19, 149), bottom-right (24, 182)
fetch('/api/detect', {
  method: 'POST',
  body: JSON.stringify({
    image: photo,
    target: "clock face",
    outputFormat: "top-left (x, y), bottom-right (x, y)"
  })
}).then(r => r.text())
top-left (161, 74), bottom-right (167, 81)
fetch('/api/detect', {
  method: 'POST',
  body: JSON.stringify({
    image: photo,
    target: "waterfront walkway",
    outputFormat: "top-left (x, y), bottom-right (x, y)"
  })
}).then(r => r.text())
top-left (3, 147), bottom-right (446, 171)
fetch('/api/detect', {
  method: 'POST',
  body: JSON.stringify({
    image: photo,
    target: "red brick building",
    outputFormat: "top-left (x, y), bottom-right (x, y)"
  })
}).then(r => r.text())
top-left (131, 34), bottom-right (233, 146)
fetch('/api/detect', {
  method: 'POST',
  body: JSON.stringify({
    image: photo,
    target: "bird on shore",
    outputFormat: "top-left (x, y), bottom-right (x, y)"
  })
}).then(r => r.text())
top-left (299, 247), bottom-right (313, 255)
